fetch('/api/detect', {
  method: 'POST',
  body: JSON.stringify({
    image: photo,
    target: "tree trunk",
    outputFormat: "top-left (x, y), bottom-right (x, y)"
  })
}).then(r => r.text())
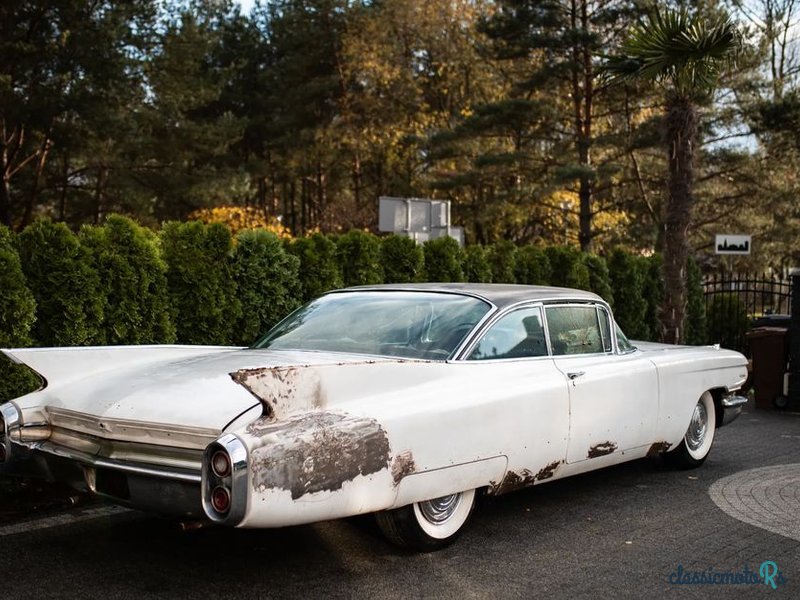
top-left (661, 96), bottom-right (698, 344)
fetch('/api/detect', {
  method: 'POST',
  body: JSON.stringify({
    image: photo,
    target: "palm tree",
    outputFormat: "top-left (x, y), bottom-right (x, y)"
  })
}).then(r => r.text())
top-left (605, 9), bottom-right (742, 344)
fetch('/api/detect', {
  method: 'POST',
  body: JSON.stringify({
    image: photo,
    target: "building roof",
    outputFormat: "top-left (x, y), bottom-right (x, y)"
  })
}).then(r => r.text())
top-left (338, 283), bottom-right (604, 310)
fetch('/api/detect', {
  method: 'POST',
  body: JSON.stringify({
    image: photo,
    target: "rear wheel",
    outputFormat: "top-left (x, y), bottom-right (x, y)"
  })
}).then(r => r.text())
top-left (375, 489), bottom-right (476, 552)
top-left (668, 391), bottom-right (716, 469)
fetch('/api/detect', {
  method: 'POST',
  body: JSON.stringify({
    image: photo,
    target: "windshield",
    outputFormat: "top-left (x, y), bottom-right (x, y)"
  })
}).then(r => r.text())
top-left (253, 291), bottom-right (491, 360)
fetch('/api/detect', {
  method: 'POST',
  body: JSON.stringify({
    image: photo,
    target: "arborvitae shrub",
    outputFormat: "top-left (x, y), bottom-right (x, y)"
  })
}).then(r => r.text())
top-left (0, 226), bottom-right (40, 401)
top-left (422, 237), bottom-right (465, 282)
top-left (80, 215), bottom-right (175, 345)
top-left (488, 240), bottom-right (517, 283)
top-left (233, 229), bottom-right (301, 345)
top-left (514, 246), bottom-right (551, 285)
top-left (642, 254), bottom-right (665, 342)
top-left (463, 245), bottom-right (492, 283)
top-left (17, 219), bottom-right (103, 346)
top-left (607, 248), bottom-right (648, 339)
top-left (336, 230), bottom-right (383, 286)
top-left (685, 257), bottom-right (707, 345)
top-left (583, 253), bottom-right (614, 307)
top-left (286, 233), bottom-right (343, 302)
top-left (381, 235), bottom-right (424, 283)
top-left (545, 246), bottom-right (590, 289)
top-left (160, 221), bottom-right (240, 345)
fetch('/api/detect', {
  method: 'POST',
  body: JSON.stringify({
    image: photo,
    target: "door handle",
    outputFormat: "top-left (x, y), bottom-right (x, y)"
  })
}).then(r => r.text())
top-left (567, 371), bottom-right (586, 380)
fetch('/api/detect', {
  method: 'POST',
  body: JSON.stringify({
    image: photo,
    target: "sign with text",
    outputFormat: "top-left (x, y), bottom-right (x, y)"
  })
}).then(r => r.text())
top-left (715, 234), bottom-right (751, 255)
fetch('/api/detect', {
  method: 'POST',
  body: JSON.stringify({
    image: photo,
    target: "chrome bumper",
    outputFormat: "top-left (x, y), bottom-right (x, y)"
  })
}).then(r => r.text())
top-left (720, 394), bottom-right (748, 427)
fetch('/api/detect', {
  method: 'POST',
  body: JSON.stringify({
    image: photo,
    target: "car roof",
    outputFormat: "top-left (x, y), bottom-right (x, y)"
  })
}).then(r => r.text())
top-left (336, 283), bottom-right (603, 310)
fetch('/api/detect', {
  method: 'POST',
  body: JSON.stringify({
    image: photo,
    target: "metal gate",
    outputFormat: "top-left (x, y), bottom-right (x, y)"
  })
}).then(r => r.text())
top-left (702, 273), bottom-right (792, 354)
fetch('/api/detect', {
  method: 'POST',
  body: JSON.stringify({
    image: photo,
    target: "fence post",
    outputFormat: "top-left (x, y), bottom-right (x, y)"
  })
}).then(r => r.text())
top-left (789, 269), bottom-right (800, 409)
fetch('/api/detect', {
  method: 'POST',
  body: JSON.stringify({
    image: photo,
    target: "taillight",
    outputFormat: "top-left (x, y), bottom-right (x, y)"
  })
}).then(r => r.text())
top-left (211, 486), bottom-right (231, 513)
top-left (211, 450), bottom-right (231, 477)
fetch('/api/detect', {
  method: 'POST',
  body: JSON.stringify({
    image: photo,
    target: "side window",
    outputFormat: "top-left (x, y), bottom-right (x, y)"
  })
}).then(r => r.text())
top-left (468, 307), bottom-right (547, 360)
top-left (545, 305), bottom-right (604, 355)
top-left (616, 323), bottom-right (635, 353)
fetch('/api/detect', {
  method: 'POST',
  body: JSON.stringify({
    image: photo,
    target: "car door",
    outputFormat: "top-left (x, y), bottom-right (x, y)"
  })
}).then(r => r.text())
top-left (462, 304), bottom-right (570, 471)
top-left (544, 303), bottom-right (659, 464)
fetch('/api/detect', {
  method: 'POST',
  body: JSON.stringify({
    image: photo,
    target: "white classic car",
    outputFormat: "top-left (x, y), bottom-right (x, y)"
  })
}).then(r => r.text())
top-left (0, 284), bottom-right (748, 550)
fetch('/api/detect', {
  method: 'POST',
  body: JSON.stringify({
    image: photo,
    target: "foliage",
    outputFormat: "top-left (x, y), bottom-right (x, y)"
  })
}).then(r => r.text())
top-left (16, 220), bottom-right (104, 346)
top-left (422, 237), bottom-right (465, 282)
top-left (80, 216), bottom-right (176, 345)
top-left (189, 206), bottom-right (292, 238)
top-left (336, 230), bottom-right (384, 287)
top-left (607, 249), bottom-right (649, 339)
top-left (286, 233), bottom-right (343, 302)
top-left (706, 293), bottom-right (749, 351)
top-left (160, 221), bottom-right (240, 345)
top-left (380, 235), bottom-right (424, 284)
top-left (685, 257), bottom-right (707, 345)
top-left (488, 241), bottom-right (517, 283)
top-left (514, 246), bottom-right (551, 285)
top-left (0, 226), bottom-right (40, 400)
top-left (582, 254), bottom-right (614, 307)
top-left (232, 229), bottom-right (301, 345)
top-left (463, 245), bottom-right (492, 283)
top-left (544, 246), bottom-right (590, 290)
top-left (641, 254), bottom-right (665, 342)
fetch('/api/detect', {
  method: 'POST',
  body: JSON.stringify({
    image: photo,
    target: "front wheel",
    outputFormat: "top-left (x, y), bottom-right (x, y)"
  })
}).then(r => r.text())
top-left (375, 489), bottom-right (476, 552)
top-left (668, 391), bottom-right (716, 469)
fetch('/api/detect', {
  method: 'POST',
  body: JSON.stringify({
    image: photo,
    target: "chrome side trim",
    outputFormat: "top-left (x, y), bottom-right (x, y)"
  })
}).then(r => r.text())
top-left (34, 440), bottom-right (201, 483)
top-left (202, 434), bottom-right (248, 525)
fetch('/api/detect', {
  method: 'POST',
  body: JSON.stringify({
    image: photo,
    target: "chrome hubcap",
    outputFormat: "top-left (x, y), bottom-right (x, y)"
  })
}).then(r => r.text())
top-left (686, 401), bottom-right (708, 451)
top-left (418, 493), bottom-right (461, 524)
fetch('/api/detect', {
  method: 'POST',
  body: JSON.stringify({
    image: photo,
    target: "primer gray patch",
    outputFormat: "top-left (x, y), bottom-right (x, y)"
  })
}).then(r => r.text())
top-left (709, 464), bottom-right (800, 542)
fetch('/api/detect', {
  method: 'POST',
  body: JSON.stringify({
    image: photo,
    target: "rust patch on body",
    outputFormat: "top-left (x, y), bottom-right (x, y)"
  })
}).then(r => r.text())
top-left (534, 460), bottom-right (561, 481)
top-left (391, 451), bottom-right (416, 485)
top-left (587, 441), bottom-right (618, 459)
top-left (231, 366), bottom-right (325, 419)
top-left (492, 461), bottom-right (562, 495)
top-left (646, 441), bottom-right (672, 457)
top-left (247, 411), bottom-right (391, 499)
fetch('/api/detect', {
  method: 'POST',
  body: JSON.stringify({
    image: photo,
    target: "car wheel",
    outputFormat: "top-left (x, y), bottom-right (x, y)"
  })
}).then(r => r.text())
top-left (375, 489), bottom-right (476, 552)
top-left (668, 391), bottom-right (716, 469)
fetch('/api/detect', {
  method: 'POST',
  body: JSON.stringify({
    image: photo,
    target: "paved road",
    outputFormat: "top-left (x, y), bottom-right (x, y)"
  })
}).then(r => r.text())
top-left (1, 402), bottom-right (798, 599)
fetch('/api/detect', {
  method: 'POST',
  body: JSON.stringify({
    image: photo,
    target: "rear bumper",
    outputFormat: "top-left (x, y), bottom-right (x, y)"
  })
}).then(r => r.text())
top-left (720, 394), bottom-right (748, 427)
top-left (1, 439), bottom-right (204, 519)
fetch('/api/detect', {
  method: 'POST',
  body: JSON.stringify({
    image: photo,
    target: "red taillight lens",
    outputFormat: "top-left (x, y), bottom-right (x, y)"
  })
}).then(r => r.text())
top-left (211, 486), bottom-right (231, 514)
top-left (211, 451), bottom-right (231, 477)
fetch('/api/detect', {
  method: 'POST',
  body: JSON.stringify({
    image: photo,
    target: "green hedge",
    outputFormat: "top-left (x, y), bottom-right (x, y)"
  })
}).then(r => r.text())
top-left (607, 249), bottom-right (649, 340)
top-left (81, 216), bottom-right (175, 345)
top-left (0, 226), bottom-right (40, 401)
top-left (160, 221), bottom-right (241, 345)
top-left (17, 219), bottom-right (104, 346)
top-left (488, 241), bottom-right (517, 283)
top-left (2, 218), bottom-right (722, 402)
top-left (233, 229), bottom-right (301, 345)
top-left (514, 246), bottom-right (551, 285)
top-left (337, 229), bottom-right (383, 286)
top-left (381, 235), bottom-right (424, 283)
top-left (423, 237), bottom-right (464, 282)
top-left (463, 245), bottom-right (492, 283)
top-left (287, 233), bottom-right (343, 302)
